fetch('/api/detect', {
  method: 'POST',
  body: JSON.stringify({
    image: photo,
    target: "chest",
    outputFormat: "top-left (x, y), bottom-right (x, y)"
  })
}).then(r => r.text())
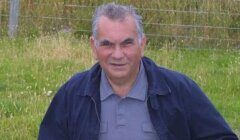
top-left (68, 95), bottom-right (190, 140)
top-left (99, 95), bottom-right (159, 140)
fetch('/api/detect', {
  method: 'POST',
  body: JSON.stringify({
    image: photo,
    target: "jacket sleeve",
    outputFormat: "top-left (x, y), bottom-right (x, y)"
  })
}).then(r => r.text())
top-left (183, 78), bottom-right (238, 140)
top-left (38, 84), bottom-right (69, 140)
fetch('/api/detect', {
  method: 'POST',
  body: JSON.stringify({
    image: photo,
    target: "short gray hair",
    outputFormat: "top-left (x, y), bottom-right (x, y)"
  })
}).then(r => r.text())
top-left (92, 3), bottom-right (144, 40)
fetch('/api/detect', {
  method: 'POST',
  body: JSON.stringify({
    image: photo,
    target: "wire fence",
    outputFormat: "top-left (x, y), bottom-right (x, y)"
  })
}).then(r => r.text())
top-left (0, 0), bottom-right (240, 48)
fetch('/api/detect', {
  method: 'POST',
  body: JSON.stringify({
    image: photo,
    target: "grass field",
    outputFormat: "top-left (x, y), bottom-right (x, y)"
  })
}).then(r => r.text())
top-left (0, 34), bottom-right (239, 139)
top-left (1, 0), bottom-right (240, 48)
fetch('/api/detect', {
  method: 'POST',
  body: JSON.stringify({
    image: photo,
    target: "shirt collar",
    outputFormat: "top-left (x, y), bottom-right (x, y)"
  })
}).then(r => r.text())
top-left (100, 61), bottom-right (147, 101)
top-left (100, 69), bottom-right (114, 101)
top-left (126, 60), bottom-right (147, 101)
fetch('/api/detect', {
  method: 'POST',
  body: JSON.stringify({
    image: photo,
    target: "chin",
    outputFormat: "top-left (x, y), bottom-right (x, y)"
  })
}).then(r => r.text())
top-left (108, 72), bottom-right (128, 79)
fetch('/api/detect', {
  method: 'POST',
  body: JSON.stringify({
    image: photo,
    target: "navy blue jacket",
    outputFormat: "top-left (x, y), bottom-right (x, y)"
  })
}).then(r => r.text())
top-left (38, 57), bottom-right (238, 140)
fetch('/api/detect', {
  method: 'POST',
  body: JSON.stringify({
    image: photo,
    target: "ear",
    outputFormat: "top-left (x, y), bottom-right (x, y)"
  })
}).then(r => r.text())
top-left (90, 36), bottom-right (98, 60)
top-left (140, 35), bottom-right (147, 57)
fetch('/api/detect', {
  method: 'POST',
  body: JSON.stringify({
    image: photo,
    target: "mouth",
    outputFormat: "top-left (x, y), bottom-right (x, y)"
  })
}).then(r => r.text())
top-left (110, 63), bottom-right (126, 68)
top-left (111, 63), bottom-right (125, 66)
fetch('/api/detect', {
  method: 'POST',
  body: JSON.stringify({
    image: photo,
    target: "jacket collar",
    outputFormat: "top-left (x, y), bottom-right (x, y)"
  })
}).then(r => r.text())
top-left (142, 57), bottom-right (171, 96)
top-left (81, 63), bottom-right (102, 100)
top-left (81, 56), bottom-right (171, 99)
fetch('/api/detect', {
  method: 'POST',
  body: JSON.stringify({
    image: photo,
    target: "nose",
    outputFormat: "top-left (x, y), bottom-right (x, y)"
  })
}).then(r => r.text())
top-left (111, 46), bottom-right (124, 59)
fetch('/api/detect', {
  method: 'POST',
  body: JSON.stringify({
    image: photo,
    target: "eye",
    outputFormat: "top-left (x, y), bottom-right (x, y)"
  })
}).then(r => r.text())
top-left (99, 40), bottom-right (113, 48)
top-left (120, 38), bottom-right (134, 47)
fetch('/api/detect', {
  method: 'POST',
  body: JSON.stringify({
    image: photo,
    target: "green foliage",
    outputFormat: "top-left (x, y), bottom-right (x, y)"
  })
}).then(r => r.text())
top-left (0, 35), bottom-right (239, 139)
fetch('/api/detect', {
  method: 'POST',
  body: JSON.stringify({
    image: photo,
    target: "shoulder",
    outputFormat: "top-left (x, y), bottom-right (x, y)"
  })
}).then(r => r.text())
top-left (142, 56), bottom-right (195, 88)
top-left (160, 66), bottom-right (194, 87)
top-left (66, 70), bottom-right (90, 89)
top-left (58, 63), bottom-right (101, 96)
top-left (159, 65), bottom-right (202, 98)
top-left (142, 56), bottom-right (204, 104)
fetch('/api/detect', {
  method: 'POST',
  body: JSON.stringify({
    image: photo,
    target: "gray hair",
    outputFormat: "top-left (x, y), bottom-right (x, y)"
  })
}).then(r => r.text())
top-left (92, 3), bottom-right (144, 40)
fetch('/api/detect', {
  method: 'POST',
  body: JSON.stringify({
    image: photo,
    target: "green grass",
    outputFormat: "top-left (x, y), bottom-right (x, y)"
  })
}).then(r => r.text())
top-left (0, 34), bottom-right (239, 139)
top-left (1, 0), bottom-right (240, 48)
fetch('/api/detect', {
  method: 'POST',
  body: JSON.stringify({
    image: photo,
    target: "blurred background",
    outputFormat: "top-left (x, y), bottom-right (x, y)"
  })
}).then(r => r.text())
top-left (1, 0), bottom-right (240, 48)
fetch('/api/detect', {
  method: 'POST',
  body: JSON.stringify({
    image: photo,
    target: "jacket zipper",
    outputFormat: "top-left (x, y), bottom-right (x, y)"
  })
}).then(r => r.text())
top-left (90, 96), bottom-right (101, 123)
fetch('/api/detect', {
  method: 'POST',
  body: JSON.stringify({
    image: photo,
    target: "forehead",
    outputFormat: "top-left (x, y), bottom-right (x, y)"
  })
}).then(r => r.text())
top-left (98, 15), bottom-right (136, 26)
top-left (96, 16), bottom-right (138, 41)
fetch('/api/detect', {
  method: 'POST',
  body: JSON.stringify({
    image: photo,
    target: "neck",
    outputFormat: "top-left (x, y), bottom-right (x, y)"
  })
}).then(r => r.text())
top-left (107, 70), bottom-right (139, 97)
top-left (108, 79), bottom-right (134, 97)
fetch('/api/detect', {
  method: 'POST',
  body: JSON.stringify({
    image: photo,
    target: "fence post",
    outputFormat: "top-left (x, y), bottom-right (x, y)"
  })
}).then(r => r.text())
top-left (8, 0), bottom-right (20, 38)
top-left (0, 1), bottom-right (2, 38)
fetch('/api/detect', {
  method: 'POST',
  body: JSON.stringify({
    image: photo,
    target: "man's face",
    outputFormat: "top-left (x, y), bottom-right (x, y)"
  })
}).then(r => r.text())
top-left (90, 16), bottom-right (146, 82)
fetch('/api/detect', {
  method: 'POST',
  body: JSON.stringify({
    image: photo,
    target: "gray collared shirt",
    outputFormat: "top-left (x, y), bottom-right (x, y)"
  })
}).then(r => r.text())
top-left (99, 61), bottom-right (159, 140)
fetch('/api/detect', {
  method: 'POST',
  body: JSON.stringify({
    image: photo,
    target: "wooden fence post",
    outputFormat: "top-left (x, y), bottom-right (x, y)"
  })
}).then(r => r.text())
top-left (8, 0), bottom-right (20, 38)
top-left (0, 0), bottom-right (3, 37)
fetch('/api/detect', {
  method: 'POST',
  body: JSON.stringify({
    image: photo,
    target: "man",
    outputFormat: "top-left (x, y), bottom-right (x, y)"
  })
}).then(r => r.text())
top-left (38, 3), bottom-right (238, 140)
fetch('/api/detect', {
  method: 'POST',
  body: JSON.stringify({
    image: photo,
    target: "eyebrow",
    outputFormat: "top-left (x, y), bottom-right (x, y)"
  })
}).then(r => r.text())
top-left (98, 37), bottom-right (135, 46)
top-left (98, 39), bottom-right (113, 46)
top-left (120, 38), bottom-right (134, 45)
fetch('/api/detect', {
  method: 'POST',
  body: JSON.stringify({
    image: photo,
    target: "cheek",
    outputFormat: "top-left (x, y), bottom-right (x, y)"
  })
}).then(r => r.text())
top-left (126, 48), bottom-right (142, 59)
top-left (96, 50), bottom-right (111, 61)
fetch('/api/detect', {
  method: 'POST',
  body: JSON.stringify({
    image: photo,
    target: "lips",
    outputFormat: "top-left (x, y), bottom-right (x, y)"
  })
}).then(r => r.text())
top-left (111, 63), bottom-right (125, 66)
top-left (110, 63), bottom-right (127, 69)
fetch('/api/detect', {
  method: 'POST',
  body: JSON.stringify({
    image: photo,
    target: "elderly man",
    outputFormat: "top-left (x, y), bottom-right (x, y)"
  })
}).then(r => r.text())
top-left (38, 3), bottom-right (238, 140)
